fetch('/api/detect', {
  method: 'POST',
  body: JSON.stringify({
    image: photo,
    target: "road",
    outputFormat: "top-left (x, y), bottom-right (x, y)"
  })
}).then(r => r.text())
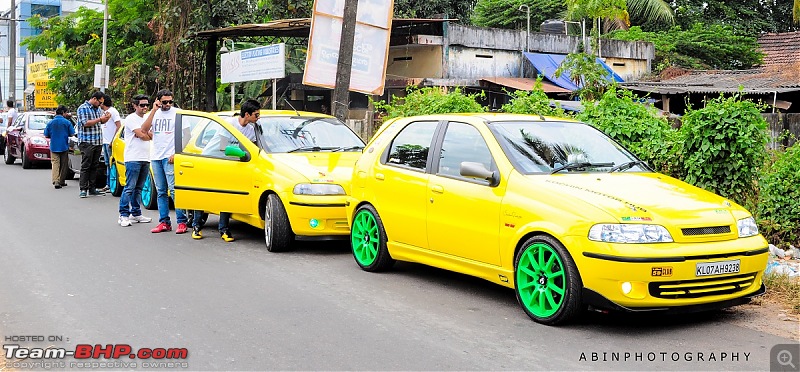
top-left (0, 162), bottom-right (796, 371)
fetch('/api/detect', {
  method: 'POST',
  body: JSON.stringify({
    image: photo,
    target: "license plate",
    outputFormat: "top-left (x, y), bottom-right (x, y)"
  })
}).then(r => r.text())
top-left (696, 259), bottom-right (740, 277)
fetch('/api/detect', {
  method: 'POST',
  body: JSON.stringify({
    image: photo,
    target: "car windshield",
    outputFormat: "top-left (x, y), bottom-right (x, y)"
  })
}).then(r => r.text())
top-left (487, 120), bottom-right (647, 174)
top-left (256, 116), bottom-right (365, 153)
top-left (28, 114), bottom-right (54, 130)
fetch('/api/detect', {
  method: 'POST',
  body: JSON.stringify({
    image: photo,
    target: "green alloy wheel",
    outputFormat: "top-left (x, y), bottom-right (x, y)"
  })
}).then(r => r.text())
top-left (515, 236), bottom-right (582, 325)
top-left (350, 205), bottom-right (394, 272)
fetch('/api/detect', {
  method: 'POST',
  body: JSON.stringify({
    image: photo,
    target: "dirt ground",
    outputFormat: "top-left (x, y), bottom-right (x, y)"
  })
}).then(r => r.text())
top-left (724, 300), bottom-right (800, 341)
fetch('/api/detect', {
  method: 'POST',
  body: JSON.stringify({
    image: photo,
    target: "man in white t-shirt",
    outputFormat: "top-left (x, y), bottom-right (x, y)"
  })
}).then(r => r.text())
top-left (100, 94), bottom-right (122, 192)
top-left (117, 94), bottom-right (154, 227)
top-left (141, 89), bottom-right (190, 234)
top-left (191, 99), bottom-right (261, 241)
top-left (6, 100), bottom-right (17, 126)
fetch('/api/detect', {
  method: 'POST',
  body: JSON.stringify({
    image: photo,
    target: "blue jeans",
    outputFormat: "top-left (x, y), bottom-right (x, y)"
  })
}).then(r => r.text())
top-left (151, 157), bottom-right (187, 225)
top-left (219, 212), bottom-right (231, 231)
top-left (119, 161), bottom-right (149, 217)
top-left (103, 144), bottom-right (112, 188)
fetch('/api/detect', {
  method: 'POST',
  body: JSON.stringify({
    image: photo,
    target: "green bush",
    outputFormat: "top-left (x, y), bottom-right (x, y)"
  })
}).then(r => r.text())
top-left (757, 145), bottom-right (800, 246)
top-left (500, 79), bottom-right (571, 118)
top-left (373, 87), bottom-right (485, 119)
top-left (680, 94), bottom-right (769, 206)
top-left (576, 86), bottom-right (681, 176)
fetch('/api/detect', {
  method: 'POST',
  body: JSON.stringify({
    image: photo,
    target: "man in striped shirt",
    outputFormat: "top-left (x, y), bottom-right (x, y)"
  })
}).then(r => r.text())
top-left (76, 91), bottom-right (111, 198)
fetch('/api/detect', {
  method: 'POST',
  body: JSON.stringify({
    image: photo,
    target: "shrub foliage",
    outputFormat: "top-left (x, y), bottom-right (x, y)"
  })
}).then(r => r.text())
top-left (373, 87), bottom-right (485, 119)
top-left (757, 145), bottom-right (800, 246)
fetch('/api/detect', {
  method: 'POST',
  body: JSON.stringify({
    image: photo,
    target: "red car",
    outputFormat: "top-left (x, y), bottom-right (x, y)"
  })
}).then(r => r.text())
top-left (3, 112), bottom-right (62, 169)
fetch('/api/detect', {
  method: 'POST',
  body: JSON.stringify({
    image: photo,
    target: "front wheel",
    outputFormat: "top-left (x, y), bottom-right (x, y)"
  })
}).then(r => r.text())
top-left (264, 194), bottom-right (294, 252)
top-left (350, 204), bottom-right (395, 272)
top-left (514, 235), bottom-right (582, 325)
top-left (109, 163), bottom-right (122, 197)
top-left (21, 148), bottom-right (31, 169)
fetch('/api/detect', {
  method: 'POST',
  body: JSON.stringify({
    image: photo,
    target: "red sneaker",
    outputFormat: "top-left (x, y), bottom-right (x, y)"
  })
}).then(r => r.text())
top-left (150, 222), bottom-right (172, 233)
top-left (175, 222), bottom-right (188, 234)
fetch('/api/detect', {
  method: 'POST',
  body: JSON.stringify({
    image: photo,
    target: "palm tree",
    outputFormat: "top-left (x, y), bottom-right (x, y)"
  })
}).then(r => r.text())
top-left (565, 0), bottom-right (674, 31)
top-left (795, 0), bottom-right (799, 24)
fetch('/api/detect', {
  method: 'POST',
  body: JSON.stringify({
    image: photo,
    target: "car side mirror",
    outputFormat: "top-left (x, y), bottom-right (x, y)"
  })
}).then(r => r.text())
top-left (460, 162), bottom-right (499, 186)
top-left (224, 145), bottom-right (249, 161)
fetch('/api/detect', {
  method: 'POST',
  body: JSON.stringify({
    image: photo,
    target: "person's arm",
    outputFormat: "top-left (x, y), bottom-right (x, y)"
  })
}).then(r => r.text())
top-left (132, 128), bottom-right (151, 141)
top-left (141, 100), bottom-right (161, 133)
top-left (44, 122), bottom-right (51, 138)
top-left (77, 106), bottom-right (106, 128)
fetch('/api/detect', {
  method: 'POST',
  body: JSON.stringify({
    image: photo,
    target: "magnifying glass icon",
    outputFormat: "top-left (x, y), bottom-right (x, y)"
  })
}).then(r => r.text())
top-left (777, 350), bottom-right (796, 368)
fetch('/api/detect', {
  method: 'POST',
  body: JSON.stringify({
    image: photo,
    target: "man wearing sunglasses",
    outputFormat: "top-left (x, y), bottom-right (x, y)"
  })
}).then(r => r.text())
top-left (117, 94), bottom-right (153, 227)
top-left (141, 89), bottom-right (190, 234)
top-left (191, 99), bottom-right (262, 241)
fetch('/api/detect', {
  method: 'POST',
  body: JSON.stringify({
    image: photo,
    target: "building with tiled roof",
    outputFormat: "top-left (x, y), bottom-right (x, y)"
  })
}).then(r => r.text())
top-left (620, 31), bottom-right (800, 115)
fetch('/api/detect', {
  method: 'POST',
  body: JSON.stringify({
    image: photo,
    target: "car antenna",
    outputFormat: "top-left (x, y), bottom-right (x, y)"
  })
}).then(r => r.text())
top-left (281, 97), bottom-right (301, 117)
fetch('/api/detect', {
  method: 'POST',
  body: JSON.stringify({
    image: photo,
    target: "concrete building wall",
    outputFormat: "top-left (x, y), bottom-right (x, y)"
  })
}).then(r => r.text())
top-left (446, 46), bottom-right (521, 79)
top-left (387, 45), bottom-right (443, 78)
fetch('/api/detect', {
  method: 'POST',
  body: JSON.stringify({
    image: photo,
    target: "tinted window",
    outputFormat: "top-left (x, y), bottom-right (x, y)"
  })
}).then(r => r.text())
top-left (437, 122), bottom-right (493, 178)
top-left (386, 121), bottom-right (437, 170)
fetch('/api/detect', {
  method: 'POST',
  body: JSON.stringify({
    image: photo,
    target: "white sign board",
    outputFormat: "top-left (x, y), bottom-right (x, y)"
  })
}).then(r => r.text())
top-left (303, 0), bottom-right (394, 95)
top-left (221, 43), bottom-right (286, 84)
top-left (93, 64), bottom-right (109, 89)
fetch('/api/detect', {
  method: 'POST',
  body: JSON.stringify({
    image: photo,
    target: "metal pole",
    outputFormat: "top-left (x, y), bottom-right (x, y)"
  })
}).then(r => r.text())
top-left (9, 0), bottom-right (15, 101)
top-left (272, 78), bottom-right (276, 110)
top-left (230, 40), bottom-right (235, 110)
top-left (100, 0), bottom-right (108, 92)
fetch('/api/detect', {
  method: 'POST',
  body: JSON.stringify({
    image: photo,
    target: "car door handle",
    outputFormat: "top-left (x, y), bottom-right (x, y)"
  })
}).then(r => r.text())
top-left (431, 185), bottom-right (444, 194)
top-left (179, 162), bottom-right (194, 168)
top-left (375, 173), bottom-right (385, 180)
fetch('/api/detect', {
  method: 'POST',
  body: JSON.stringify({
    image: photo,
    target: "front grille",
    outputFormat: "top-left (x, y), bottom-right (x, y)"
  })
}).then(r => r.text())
top-left (682, 226), bottom-right (731, 236)
top-left (649, 272), bottom-right (756, 299)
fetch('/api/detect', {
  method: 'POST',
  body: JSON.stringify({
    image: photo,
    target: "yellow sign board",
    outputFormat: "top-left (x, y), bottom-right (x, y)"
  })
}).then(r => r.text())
top-left (28, 59), bottom-right (55, 81)
top-left (34, 80), bottom-right (57, 108)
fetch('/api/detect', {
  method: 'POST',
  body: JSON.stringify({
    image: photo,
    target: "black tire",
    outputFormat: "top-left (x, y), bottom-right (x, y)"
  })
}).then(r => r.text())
top-left (264, 194), bottom-right (294, 252)
top-left (514, 235), bottom-right (583, 325)
top-left (21, 148), bottom-right (31, 169)
top-left (4, 144), bottom-right (15, 164)
top-left (351, 204), bottom-right (395, 272)
top-left (109, 162), bottom-right (123, 197)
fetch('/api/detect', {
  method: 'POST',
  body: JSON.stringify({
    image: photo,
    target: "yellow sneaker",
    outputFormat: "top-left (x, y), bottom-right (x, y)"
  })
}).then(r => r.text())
top-left (220, 230), bottom-right (235, 242)
top-left (192, 226), bottom-right (203, 240)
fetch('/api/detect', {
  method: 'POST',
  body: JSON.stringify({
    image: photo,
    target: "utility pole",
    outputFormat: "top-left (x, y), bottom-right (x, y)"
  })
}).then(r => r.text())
top-left (332, 0), bottom-right (359, 122)
top-left (9, 0), bottom-right (15, 101)
top-left (100, 0), bottom-right (108, 92)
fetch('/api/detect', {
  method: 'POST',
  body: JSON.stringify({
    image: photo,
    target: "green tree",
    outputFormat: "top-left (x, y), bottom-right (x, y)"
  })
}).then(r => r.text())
top-left (394, 0), bottom-right (477, 22)
top-left (472, 0), bottom-right (564, 29)
top-left (500, 78), bottom-right (570, 118)
top-left (609, 24), bottom-right (763, 72)
top-left (670, 0), bottom-right (797, 35)
top-left (554, 52), bottom-right (612, 101)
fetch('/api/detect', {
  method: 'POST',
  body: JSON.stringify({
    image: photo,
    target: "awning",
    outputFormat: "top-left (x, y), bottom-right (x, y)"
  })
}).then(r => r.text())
top-left (479, 77), bottom-right (572, 93)
top-left (523, 52), bottom-right (624, 91)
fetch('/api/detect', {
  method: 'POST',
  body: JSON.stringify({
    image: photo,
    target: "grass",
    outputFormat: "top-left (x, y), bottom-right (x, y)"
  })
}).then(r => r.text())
top-left (758, 273), bottom-right (800, 315)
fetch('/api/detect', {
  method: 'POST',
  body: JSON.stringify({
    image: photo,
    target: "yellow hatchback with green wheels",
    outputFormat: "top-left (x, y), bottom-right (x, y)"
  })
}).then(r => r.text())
top-left (346, 113), bottom-right (768, 325)
top-left (173, 109), bottom-right (365, 251)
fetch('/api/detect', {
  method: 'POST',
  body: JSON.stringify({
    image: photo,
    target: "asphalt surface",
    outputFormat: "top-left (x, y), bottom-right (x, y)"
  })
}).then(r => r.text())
top-left (0, 162), bottom-right (796, 371)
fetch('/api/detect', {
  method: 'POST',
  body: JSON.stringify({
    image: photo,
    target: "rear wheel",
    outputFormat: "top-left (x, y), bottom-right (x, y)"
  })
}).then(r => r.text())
top-left (109, 163), bottom-right (122, 197)
top-left (4, 145), bottom-right (15, 164)
top-left (514, 235), bottom-right (582, 325)
top-left (140, 173), bottom-right (158, 210)
top-left (264, 194), bottom-right (294, 252)
top-left (351, 204), bottom-right (395, 272)
top-left (21, 148), bottom-right (32, 169)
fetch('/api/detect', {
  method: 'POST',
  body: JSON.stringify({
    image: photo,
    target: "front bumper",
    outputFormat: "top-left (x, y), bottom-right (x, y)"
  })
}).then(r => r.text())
top-left (566, 235), bottom-right (769, 310)
top-left (284, 194), bottom-right (350, 237)
top-left (28, 145), bottom-right (51, 161)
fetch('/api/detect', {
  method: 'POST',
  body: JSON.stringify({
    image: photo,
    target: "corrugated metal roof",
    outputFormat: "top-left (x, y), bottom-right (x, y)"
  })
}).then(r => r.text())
top-left (479, 77), bottom-right (572, 93)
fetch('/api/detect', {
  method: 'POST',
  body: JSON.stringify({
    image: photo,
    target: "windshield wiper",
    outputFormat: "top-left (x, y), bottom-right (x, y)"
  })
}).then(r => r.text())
top-left (332, 145), bottom-right (365, 152)
top-left (608, 160), bottom-right (648, 173)
top-left (286, 146), bottom-right (337, 153)
top-left (551, 162), bottom-right (614, 174)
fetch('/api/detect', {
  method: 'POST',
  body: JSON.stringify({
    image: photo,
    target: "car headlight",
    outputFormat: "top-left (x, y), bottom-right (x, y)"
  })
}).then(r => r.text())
top-left (737, 217), bottom-right (759, 238)
top-left (292, 183), bottom-right (345, 196)
top-left (588, 224), bottom-right (674, 243)
top-left (30, 137), bottom-right (48, 145)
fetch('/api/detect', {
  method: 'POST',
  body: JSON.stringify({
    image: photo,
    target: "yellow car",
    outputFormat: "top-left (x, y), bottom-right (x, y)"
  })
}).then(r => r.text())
top-left (173, 109), bottom-right (366, 251)
top-left (346, 113), bottom-right (768, 325)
